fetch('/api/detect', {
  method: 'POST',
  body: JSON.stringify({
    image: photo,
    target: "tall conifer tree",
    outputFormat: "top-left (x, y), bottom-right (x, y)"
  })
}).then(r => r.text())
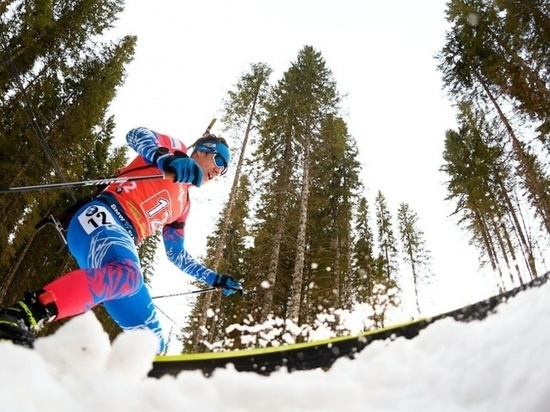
top-left (0, 1), bottom-right (135, 342)
top-left (397, 202), bottom-right (432, 314)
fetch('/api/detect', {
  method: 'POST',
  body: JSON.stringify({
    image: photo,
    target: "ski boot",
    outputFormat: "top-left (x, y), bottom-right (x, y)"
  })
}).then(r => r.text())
top-left (0, 290), bottom-right (57, 348)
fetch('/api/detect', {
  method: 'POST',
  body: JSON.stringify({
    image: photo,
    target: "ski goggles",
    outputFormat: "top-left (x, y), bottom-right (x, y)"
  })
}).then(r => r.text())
top-left (194, 140), bottom-right (230, 175)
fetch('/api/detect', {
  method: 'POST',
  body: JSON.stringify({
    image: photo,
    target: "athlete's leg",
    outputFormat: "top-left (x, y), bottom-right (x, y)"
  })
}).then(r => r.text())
top-left (102, 285), bottom-right (165, 352)
top-left (44, 201), bottom-right (164, 350)
top-left (43, 258), bottom-right (142, 318)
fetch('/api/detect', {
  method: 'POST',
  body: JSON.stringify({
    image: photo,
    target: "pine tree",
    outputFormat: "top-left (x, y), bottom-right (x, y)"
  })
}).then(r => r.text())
top-left (183, 174), bottom-right (252, 351)
top-left (185, 63), bottom-right (272, 350)
top-left (441, 103), bottom-right (538, 287)
top-left (370, 191), bottom-right (399, 326)
top-left (438, 0), bottom-right (549, 138)
top-left (374, 191), bottom-right (399, 280)
top-left (396, 202), bottom-right (432, 314)
top-left (437, 0), bottom-right (550, 285)
top-left (0, 1), bottom-right (135, 342)
top-left (305, 115), bottom-right (362, 319)
top-left (351, 197), bottom-right (376, 304)
top-left (249, 46), bottom-right (342, 323)
top-left (186, 47), bottom-right (365, 350)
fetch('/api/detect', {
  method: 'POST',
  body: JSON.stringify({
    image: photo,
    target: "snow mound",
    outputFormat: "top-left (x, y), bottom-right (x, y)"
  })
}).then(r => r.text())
top-left (1, 281), bottom-right (550, 412)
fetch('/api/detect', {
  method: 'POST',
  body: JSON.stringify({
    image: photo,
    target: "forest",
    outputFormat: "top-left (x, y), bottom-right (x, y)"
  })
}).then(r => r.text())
top-left (0, 0), bottom-right (548, 353)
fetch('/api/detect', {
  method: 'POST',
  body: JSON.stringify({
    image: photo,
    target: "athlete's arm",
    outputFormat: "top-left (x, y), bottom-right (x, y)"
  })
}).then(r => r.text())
top-left (161, 223), bottom-right (218, 285)
top-left (126, 127), bottom-right (163, 164)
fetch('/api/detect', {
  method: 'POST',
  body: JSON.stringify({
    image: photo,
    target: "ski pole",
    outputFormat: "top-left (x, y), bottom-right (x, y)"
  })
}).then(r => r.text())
top-left (152, 287), bottom-right (217, 300)
top-left (0, 173), bottom-right (173, 194)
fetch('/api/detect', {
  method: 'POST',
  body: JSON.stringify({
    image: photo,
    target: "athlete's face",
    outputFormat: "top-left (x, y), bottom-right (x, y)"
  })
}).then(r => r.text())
top-left (192, 151), bottom-right (224, 185)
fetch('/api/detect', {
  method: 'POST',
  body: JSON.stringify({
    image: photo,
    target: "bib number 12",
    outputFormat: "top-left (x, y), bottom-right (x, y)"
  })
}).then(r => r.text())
top-left (78, 205), bottom-right (113, 234)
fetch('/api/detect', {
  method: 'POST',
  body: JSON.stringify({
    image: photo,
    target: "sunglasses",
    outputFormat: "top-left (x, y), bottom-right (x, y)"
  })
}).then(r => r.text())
top-left (195, 140), bottom-right (229, 175)
top-left (213, 153), bottom-right (228, 175)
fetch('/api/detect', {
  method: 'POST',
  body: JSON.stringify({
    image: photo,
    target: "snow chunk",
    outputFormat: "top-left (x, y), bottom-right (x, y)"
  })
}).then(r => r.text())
top-left (106, 329), bottom-right (158, 381)
top-left (35, 312), bottom-right (111, 378)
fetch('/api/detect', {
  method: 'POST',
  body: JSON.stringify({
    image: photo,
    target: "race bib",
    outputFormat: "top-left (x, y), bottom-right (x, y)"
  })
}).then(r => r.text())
top-left (77, 204), bottom-right (114, 235)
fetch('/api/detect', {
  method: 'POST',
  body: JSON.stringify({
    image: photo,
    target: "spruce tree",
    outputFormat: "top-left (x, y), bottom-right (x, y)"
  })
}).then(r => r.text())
top-left (351, 197), bottom-right (376, 304)
top-left (374, 191), bottom-right (399, 280)
top-left (397, 202), bottom-right (432, 314)
top-left (441, 103), bottom-right (538, 287)
top-left (248, 46), bottom-right (341, 322)
top-left (0, 1), bottom-right (135, 342)
top-left (185, 63), bottom-right (272, 350)
top-left (437, 0), bottom-right (550, 286)
top-left (186, 47), bottom-right (364, 350)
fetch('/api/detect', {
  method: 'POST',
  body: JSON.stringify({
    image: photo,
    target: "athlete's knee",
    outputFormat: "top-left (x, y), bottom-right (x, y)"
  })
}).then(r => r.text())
top-left (104, 259), bottom-right (143, 298)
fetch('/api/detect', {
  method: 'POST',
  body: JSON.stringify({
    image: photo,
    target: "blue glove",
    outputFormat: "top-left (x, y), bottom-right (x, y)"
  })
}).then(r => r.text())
top-left (212, 274), bottom-right (243, 297)
top-left (155, 150), bottom-right (203, 186)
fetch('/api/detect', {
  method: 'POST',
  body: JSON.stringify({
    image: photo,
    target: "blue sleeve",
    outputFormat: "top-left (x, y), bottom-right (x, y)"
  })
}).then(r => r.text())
top-left (126, 127), bottom-right (161, 164)
top-left (162, 224), bottom-right (218, 285)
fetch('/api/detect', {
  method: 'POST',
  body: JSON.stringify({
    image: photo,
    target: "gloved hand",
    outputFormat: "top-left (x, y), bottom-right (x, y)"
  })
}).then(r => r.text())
top-left (155, 150), bottom-right (203, 186)
top-left (212, 274), bottom-right (243, 297)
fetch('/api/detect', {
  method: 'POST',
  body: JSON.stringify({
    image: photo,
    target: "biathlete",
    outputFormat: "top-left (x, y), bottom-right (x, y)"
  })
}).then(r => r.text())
top-left (0, 126), bottom-right (243, 351)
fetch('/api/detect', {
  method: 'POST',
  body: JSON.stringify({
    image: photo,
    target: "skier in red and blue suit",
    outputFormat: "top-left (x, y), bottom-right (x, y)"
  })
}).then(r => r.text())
top-left (0, 127), bottom-right (243, 351)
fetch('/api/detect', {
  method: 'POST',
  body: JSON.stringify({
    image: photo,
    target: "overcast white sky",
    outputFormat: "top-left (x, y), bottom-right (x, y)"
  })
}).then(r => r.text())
top-left (107, 0), bottom-right (499, 340)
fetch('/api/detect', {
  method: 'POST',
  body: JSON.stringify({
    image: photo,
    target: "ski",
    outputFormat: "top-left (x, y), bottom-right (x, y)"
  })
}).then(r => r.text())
top-left (150, 270), bottom-right (550, 378)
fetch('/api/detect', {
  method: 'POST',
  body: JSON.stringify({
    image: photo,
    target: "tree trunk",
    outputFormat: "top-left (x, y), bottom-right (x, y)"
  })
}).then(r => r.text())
top-left (287, 133), bottom-right (311, 321)
top-left (191, 90), bottom-right (259, 348)
top-left (475, 71), bottom-right (550, 234)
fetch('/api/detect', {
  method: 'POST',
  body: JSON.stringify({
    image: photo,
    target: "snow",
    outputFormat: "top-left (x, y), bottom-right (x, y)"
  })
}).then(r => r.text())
top-left (2, 281), bottom-right (550, 412)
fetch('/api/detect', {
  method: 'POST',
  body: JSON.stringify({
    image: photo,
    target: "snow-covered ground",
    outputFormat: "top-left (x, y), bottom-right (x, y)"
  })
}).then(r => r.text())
top-left (2, 280), bottom-right (549, 412)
